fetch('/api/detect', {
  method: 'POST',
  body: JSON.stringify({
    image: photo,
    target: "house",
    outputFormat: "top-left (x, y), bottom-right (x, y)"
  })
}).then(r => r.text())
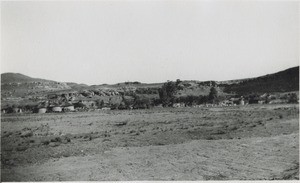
top-left (13, 107), bottom-right (22, 113)
top-left (230, 98), bottom-right (241, 105)
top-left (74, 101), bottom-right (87, 109)
top-left (81, 100), bottom-right (97, 108)
top-left (62, 102), bottom-right (75, 112)
top-left (239, 98), bottom-right (245, 105)
top-left (38, 108), bottom-right (47, 114)
top-left (52, 106), bottom-right (62, 112)
top-left (258, 100), bottom-right (264, 104)
top-left (172, 103), bottom-right (185, 108)
top-left (155, 104), bottom-right (163, 108)
top-left (36, 101), bottom-right (49, 113)
top-left (63, 105), bottom-right (75, 112)
top-left (205, 104), bottom-right (214, 107)
top-left (193, 104), bottom-right (204, 108)
top-left (221, 100), bottom-right (234, 106)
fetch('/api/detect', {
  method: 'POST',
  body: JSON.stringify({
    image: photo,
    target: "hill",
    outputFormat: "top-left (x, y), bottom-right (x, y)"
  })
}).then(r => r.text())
top-left (221, 66), bottom-right (299, 95)
top-left (1, 73), bottom-right (71, 98)
top-left (1, 66), bottom-right (299, 108)
top-left (1, 73), bottom-right (52, 84)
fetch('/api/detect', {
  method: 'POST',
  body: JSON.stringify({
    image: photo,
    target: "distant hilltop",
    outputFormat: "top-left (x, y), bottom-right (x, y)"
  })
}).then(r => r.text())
top-left (219, 66), bottom-right (299, 95)
top-left (1, 73), bottom-right (55, 84)
top-left (1, 66), bottom-right (299, 111)
top-left (1, 66), bottom-right (299, 93)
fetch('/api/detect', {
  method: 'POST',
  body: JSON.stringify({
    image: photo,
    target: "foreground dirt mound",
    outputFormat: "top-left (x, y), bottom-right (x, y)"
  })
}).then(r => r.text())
top-left (1, 104), bottom-right (299, 181)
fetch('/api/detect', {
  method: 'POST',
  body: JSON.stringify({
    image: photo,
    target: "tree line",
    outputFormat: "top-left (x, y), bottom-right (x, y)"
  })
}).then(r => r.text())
top-left (158, 80), bottom-right (219, 107)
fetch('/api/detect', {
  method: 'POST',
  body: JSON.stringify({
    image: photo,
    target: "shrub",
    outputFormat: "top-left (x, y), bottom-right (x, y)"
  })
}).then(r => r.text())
top-left (159, 81), bottom-right (180, 106)
top-left (51, 137), bottom-right (62, 142)
top-left (16, 146), bottom-right (28, 151)
top-left (288, 93), bottom-right (298, 103)
top-left (208, 87), bottom-right (218, 103)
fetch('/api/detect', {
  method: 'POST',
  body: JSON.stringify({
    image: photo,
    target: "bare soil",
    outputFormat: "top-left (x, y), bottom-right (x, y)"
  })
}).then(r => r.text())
top-left (1, 104), bottom-right (299, 181)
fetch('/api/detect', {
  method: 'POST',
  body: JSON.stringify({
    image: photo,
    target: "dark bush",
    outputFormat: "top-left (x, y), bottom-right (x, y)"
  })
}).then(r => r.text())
top-left (51, 137), bottom-right (62, 142)
top-left (288, 93), bottom-right (298, 103)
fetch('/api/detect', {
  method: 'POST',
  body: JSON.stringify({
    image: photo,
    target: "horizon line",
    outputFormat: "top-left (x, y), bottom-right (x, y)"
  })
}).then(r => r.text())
top-left (1, 65), bottom-right (299, 86)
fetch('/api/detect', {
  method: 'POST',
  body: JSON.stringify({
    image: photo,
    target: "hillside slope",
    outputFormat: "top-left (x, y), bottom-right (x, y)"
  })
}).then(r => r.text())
top-left (1, 73), bottom-right (71, 98)
top-left (1, 73), bottom-right (52, 84)
top-left (222, 66), bottom-right (299, 95)
top-left (1, 66), bottom-right (299, 107)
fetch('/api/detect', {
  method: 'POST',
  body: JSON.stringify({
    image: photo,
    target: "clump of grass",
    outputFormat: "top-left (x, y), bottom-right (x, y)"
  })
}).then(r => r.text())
top-left (16, 146), bottom-right (27, 151)
top-left (51, 137), bottom-right (62, 142)
top-left (129, 130), bottom-right (135, 134)
top-left (29, 139), bottom-right (35, 143)
top-left (206, 136), bottom-right (214, 140)
top-left (62, 151), bottom-right (72, 157)
top-left (42, 140), bottom-right (50, 145)
top-left (230, 126), bottom-right (238, 131)
top-left (216, 130), bottom-right (225, 134)
top-left (156, 142), bottom-right (165, 146)
top-left (20, 131), bottom-right (33, 138)
top-left (2, 132), bottom-right (13, 138)
top-left (204, 173), bottom-right (227, 180)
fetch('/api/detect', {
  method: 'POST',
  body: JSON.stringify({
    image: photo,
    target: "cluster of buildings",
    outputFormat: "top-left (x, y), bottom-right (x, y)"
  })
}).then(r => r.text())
top-left (172, 97), bottom-right (247, 108)
top-left (2, 92), bottom-right (297, 114)
top-left (1, 104), bottom-right (75, 114)
top-left (1, 99), bottom-right (113, 114)
top-left (36, 105), bottom-right (75, 114)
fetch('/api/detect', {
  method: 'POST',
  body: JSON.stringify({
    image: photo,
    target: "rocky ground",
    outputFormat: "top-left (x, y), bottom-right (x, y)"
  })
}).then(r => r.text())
top-left (1, 104), bottom-right (299, 181)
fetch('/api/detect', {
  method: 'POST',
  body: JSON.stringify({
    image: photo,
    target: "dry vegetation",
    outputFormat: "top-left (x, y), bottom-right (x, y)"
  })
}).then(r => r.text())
top-left (1, 104), bottom-right (299, 181)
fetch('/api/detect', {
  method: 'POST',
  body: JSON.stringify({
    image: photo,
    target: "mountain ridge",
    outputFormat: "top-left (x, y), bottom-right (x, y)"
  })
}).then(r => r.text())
top-left (1, 66), bottom-right (299, 103)
top-left (1, 73), bottom-right (55, 84)
top-left (2, 66), bottom-right (299, 87)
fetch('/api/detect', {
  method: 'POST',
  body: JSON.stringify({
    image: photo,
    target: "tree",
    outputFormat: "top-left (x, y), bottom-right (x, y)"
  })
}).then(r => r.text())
top-left (133, 95), bottom-right (151, 109)
top-left (159, 81), bottom-right (178, 107)
top-left (118, 102), bottom-right (127, 110)
top-left (96, 99), bottom-right (105, 108)
top-left (208, 87), bottom-right (218, 103)
top-left (121, 95), bottom-right (134, 109)
top-left (185, 95), bottom-right (198, 106)
top-left (198, 95), bottom-right (208, 104)
top-left (176, 79), bottom-right (184, 90)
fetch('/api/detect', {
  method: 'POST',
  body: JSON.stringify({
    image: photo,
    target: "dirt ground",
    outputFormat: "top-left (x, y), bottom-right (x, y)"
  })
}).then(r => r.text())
top-left (1, 104), bottom-right (299, 181)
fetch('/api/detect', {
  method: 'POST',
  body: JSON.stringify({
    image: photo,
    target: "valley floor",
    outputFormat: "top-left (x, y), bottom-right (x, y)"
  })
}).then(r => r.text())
top-left (1, 104), bottom-right (299, 181)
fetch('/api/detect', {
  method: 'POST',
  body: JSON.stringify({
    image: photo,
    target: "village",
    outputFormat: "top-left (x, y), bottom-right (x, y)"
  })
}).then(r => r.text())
top-left (1, 87), bottom-right (298, 114)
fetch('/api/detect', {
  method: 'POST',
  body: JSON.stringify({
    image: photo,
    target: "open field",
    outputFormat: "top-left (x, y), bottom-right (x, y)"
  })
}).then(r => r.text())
top-left (1, 104), bottom-right (299, 181)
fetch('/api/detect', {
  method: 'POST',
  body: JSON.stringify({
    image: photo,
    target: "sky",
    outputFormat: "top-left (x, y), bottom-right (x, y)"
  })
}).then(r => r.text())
top-left (1, 1), bottom-right (299, 85)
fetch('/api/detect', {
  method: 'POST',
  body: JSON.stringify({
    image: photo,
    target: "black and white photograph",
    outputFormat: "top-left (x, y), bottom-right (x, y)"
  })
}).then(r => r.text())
top-left (1, 0), bottom-right (299, 181)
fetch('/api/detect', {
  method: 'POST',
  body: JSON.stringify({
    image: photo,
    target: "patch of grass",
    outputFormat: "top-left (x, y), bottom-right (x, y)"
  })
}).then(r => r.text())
top-left (230, 126), bottom-right (238, 131)
top-left (41, 139), bottom-right (50, 145)
top-left (20, 131), bottom-right (33, 138)
top-left (203, 173), bottom-right (227, 180)
top-left (16, 146), bottom-right (28, 151)
top-left (156, 142), bottom-right (165, 146)
top-left (206, 136), bottom-right (215, 140)
top-left (50, 137), bottom-right (62, 143)
top-left (29, 139), bottom-right (35, 143)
